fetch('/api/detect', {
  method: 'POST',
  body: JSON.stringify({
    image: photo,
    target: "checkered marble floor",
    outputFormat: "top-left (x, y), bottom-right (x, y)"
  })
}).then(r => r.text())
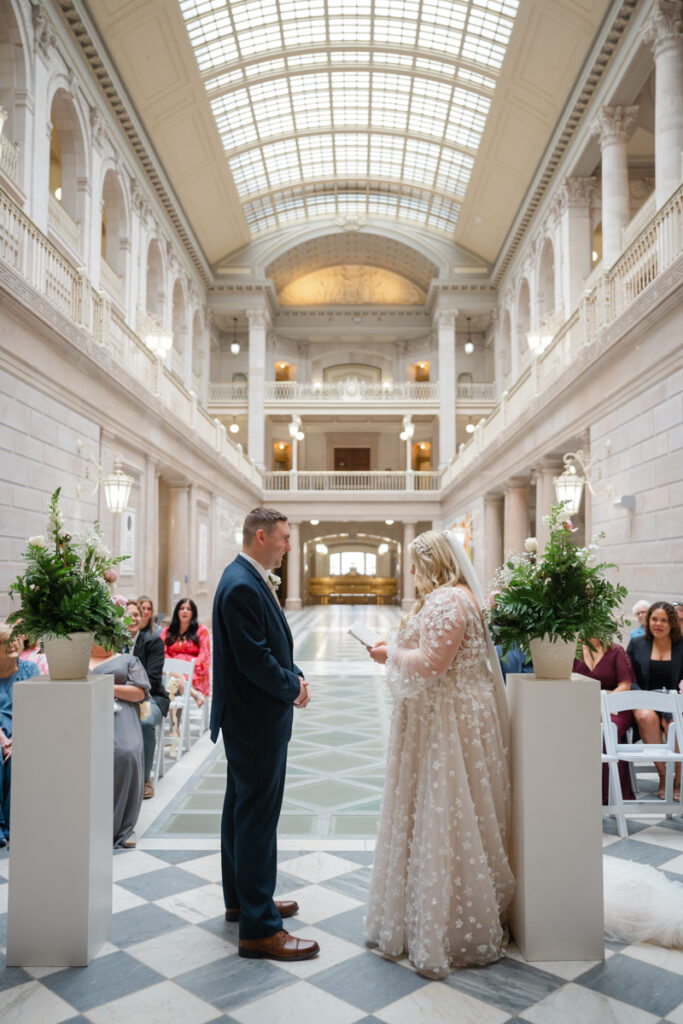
top-left (2, 606), bottom-right (683, 1024)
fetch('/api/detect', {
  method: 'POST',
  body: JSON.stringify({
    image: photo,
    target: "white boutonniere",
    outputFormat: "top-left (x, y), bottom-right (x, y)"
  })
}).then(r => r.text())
top-left (268, 573), bottom-right (281, 592)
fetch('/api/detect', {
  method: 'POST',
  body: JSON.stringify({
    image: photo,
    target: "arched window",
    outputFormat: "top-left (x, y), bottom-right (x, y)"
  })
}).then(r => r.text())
top-left (171, 279), bottom-right (187, 377)
top-left (501, 311), bottom-right (512, 379)
top-left (0, 1), bottom-right (28, 192)
top-left (100, 169), bottom-right (127, 305)
top-left (145, 239), bottom-right (164, 321)
top-left (516, 281), bottom-right (530, 364)
top-left (192, 310), bottom-right (204, 394)
top-left (48, 90), bottom-right (87, 256)
top-left (538, 238), bottom-right (555, 321)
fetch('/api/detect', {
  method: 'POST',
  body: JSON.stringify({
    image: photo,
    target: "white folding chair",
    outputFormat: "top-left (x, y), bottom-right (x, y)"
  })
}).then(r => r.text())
top-left (150, 717), bottom-right (165, 785)
top-left (162, 657), bottom-right (196, 759)
top-left (601, 689), bottom-right (683, 837)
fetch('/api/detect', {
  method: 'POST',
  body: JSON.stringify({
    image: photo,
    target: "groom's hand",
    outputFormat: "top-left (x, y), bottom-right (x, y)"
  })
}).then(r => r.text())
top-left (294, 676), bottom-right (310, 708)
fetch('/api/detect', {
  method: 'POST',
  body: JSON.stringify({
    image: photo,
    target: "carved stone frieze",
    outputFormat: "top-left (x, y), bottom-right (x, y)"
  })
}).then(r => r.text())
top-left (434, 310), bottom-right (456, 330)
top-left (32, 5), bottom-right (56, 62)
top-left (90, 108), bottom-right (108, 153)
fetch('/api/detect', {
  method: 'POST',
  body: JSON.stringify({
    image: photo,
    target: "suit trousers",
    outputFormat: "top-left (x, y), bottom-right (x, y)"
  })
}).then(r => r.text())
top-left (140, 698), bottom-right (164, 781)
top-left (221, 733), bottom-right (288, 939)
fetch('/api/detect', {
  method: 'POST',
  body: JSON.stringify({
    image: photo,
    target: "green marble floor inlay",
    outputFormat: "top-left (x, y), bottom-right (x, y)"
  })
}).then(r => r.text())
top-left (151, 605), bottom-right (401, 838)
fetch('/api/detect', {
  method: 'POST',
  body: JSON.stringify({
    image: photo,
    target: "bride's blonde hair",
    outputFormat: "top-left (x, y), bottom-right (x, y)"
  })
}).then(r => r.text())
top-left (408, 530), bottom-right (462, 616)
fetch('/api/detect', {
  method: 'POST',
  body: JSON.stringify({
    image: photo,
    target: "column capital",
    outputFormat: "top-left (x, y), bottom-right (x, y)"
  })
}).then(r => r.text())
top-left (643, 1), bottom-right (683, 54)
top-left (433, 309), bottom-right (457, 330)
top-left (504, 475), bottom-right (530, 493)
top-left (246, 308), bottom-right (270, 329)
top-left (590, 105), bottom-right (639, 147)
top-left (558, 176), bottom-right (598, 210)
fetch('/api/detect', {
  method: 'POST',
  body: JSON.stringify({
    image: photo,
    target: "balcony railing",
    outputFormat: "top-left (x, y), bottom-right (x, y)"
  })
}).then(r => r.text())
top-left (0, 138), bottom-right (19, 186)
top-left (209, 382), bottom-right (249, 402)
top-left (456, 381), bottom-right (496, 401)
top-left (622, 193), bottom-right (656, 251)
top-left (0, 185), bottom-right (260, 490)
top-left (442, 183), bottom-right (683, 490)
top-left (209, 380), bottom-right (495, 405)
top-left (99, 257), bottom-right (124, 305)
top-left (263, 470), bottom-right (441, 492)
top-left (48, 193), bottom-right (81, 254)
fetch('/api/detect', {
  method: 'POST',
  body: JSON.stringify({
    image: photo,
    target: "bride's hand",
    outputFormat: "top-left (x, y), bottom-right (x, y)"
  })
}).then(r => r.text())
top-left (369, 642), bottom-right (388, 665)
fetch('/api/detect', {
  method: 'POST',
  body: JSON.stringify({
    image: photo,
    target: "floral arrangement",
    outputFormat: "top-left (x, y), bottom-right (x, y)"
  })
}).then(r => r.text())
top-left (8, 488), bottom-right (130, 651)
top-left (486, 502), bottom-right (628, 655)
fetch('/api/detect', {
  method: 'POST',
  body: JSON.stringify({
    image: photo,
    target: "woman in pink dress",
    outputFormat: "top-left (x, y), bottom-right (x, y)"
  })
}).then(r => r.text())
top-left (161, 598), bottom-right (211, 706)
top-left (573, 640), bottom-right (634, 803)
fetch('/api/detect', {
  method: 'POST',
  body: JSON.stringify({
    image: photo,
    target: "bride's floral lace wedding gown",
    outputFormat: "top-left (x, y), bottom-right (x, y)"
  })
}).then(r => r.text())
top-left (365, 585), bottom-right (515, 976)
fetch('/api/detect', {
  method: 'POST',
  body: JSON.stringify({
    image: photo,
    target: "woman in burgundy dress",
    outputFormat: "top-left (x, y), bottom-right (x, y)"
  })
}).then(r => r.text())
top-left (573, 641), bottom-right (635, 803)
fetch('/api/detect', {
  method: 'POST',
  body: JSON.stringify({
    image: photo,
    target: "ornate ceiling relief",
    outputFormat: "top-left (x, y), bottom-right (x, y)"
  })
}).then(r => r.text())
top-left (278, 265), bottom-right (427, 307)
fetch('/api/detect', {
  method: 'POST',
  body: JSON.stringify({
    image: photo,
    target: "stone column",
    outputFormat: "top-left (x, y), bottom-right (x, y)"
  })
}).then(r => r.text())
top-left (644, 1), bottom-right (683, 207)
top-left (247, 308), bottom-right (268, 469)
top-left (167, 484), bottom-right (190, 608)
top-left (285, 521), bottom-right (302, 610)
top-left (558, 177), bottom-right (597, 309)
top-left (143, 456), bottom-right (160, 603)
top-left (402, 522), bottom-right (416, 610)
top-left (535, 460), bottom-right (563, 551)
top-left (591, 106), bottom-right (639, 267)
top-left (434, 310), bottom-right (457, 468)
top-left (484, 495), bottom-right (504, 590)
top-left (504, 479), bottom-right (530, 558)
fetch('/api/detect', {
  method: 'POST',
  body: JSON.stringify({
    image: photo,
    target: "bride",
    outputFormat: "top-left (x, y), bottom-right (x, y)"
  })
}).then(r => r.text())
top-left (366, 529), bottom-right (515, 977)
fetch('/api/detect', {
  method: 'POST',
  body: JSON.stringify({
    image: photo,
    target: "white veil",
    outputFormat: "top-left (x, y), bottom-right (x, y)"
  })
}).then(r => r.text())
top-left (442, 530), bottom-right (510, 746)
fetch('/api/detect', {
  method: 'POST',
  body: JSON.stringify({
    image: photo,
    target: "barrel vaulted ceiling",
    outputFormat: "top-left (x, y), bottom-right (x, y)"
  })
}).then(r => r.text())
top-left (86, 0), bottom-right (613, 269)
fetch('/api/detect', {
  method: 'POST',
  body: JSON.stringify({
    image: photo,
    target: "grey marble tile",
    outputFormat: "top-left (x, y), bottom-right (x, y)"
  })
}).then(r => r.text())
top-left (603, 837), bottom-right (681, 867)
top-left (444, 955), bottom-right (563, 1014)
top-left (148, 849), bottom-right (219, 865)
top-left (578, 953), bottom-right (683, 1017)
top-left (110, 901), bottom-right (187, 947)
top-left (334, 851), bottom-right (376, 867)
top-left (0, 912), bottom-right (6, 946)
top-left (41, 951), bottom-right (163, 1011)
top-left (316, 903), bottom-right (367, 945)
top-left (118, 865), bottom-right (208, 901)
top-left (175, 952), bottom-right (295, 1012)
top-left (601, 817), bottom-right (651, 836)
top-left (311, 950), bottom-right (427, 1012)
top-left (276, 867), bottom-right (310, 891)
top-left (323, 866), bottom-right (373, 901)
top-left (0, 963), bottom-right (32, 991)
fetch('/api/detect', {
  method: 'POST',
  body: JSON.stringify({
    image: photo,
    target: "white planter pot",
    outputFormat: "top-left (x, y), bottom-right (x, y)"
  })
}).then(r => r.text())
top-left (528, 635), bottom-right (577, 679)
top-left (43, 632), bottom-right (94, 680)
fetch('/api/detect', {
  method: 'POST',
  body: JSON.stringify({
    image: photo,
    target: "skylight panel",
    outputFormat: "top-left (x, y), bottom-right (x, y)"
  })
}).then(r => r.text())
top-left (368, 135), bottom-right (405, 177)
top-left (287, 52), bottom-right (328, 66)
top-left (415, 57), bottom-right (458, 76)
top-left (373, 18), bottom-right (418, 47)
top-left (262, 138), bottom-right (301, 186)
top-left (335, 134), bottom-right (369, 176)
top-left (372, 51), bottom-right (415, 67)
top-left (228, 149), bottom-right (269, 193)
top-left (298, 135), bottom-right (335, 177)
top-left (336, 190), bottom-right (369, 214)
top-left (305, 189), bottom-right (337, 216)
top-left (329, 17), bottom-right (372, 43)
top-left (245, 58), bottom-right (286, 77)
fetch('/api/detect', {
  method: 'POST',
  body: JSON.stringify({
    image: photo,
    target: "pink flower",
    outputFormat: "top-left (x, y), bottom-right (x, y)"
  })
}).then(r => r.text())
top-left (103, 569), bottom-right (117, 583)
top-left (562, 520), bottom-right (578, 533)
top-left (113, 593), bottom-right (127, 608)
top-left (488, 590), bottom-right (500, 608)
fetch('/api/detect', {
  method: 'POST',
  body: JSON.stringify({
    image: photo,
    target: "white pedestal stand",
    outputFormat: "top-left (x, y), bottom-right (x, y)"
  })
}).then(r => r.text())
top-left (507, 673), bottom-right (604, 961)
top-left (6, 674), bottom-right (113, 967)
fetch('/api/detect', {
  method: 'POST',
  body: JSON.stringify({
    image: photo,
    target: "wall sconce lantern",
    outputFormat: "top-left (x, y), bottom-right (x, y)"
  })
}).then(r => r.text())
top-left (77, 441), bottom-right (133, 514)
top-left (230, 317), bottom-right (240, 356)
top-left (553, 443), bottom-right (611, 516)
top-left (144, 330), bottom-right (173, 359)
top-left (464, 317), bottom-right (474, 355)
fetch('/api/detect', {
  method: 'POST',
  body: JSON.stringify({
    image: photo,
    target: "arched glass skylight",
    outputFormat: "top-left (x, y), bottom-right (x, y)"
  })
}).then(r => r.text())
top-left (178, 0), bottom-right (519, 236)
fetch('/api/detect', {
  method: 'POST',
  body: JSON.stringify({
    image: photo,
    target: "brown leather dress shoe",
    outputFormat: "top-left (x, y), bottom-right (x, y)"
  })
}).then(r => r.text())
top-left (225, 899), bottom-right (299, 922)
top-left (239, 929), bottom-right (319, 961)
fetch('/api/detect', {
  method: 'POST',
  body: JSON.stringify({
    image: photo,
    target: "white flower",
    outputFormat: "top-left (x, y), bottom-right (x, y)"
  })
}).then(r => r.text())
top-left (268, 573), bottom-right (281, 592)
top-left (28, 535), bottom-right (45, 547)
top-left (524, 537), bottom-right (538, 553)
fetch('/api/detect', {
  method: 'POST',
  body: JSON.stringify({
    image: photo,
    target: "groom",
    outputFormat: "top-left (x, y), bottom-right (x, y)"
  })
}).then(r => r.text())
top-left (211, 507), bottom-right (319, 961)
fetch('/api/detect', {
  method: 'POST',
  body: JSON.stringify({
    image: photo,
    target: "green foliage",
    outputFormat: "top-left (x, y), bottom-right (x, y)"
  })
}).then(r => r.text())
top-left (7, 488), bottom-right (131, 651)
top-left (486, 502), bottom-right (628, 655)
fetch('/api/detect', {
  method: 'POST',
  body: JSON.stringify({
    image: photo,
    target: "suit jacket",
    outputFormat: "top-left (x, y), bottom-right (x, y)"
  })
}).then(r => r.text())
top-left (626, 635), bottom-right (683, 691)
top-left (133, 630), bottom-right (169, 715)
top-left (210, 554), bottom-right (302, 749)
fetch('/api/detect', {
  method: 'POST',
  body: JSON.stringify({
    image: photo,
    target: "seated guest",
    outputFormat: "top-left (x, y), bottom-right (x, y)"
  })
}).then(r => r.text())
top-left (0, 625), bottom-right (40, 846)
top-left (629, 600), bottom-right (650, 640)
top-left (20, 637), bottom-right (48, 674)
top-left (673, 601), bottom-right (683, 631)
top-left (89, 645), bottom-right (150, 848)
top-left (573, 639), bottom-right (634, 804)
top-left (137, 594), bottom-right (161, 637)
top-left (627, 602), bottom-right (683, 799)
top-left (126, 602), bottom-right (168, 800)
top-left (161, 598), bottom-right (211, 707)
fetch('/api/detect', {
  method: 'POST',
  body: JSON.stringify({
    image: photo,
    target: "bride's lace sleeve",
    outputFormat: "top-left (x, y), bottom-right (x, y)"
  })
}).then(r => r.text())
top-left (386, 587), bottom-right (467, 699)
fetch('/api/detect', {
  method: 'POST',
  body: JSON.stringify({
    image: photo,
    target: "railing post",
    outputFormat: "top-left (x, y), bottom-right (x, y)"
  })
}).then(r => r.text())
top-left (406, 469), bottom-right (414, 491)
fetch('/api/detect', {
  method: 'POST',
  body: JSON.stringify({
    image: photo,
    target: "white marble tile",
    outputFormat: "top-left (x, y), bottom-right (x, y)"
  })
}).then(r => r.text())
top-left (376, 982), bottom-right (509, 1024)
top-left (666, 1000), bottom-right (683, 1024)
top-left (86, 980), bottom-right (218, 1024)
top-left (155, 882), bottom-right (223, 924)
top-left (274, 926), bottom-right (362, 977)
top-left (622, 941), bottom-right (683, 975)
top-left (602, 834), bottom-right (621, 848)
top-left (127, 923), bottom-right (236, 976)
top-left (230, 980), bottom-right (364, 1024)
top-left (521, 982), bottom-right (659, 1024)
top-left (629, 826), bottom-right (683, 852)
top-left (112, 882), bottom-right (147, 913)
top-left (278, 839), bottom-right (369, 851)
top-left (22, 965), bottom-right (64, 979)
top-left (662, 853), bottom-right (683, 875)
top-left (504, 943), bottom-right (605, 981)
top-left (0, 884), bottom-right (7, 914)
top-left (281, 851), bottom-right (359, 883)
top-left (111, 850), bottom-right (167, 882)
top-left (278, 883), bottom-right (362, 924)
top-left (177, 852), bottom-right (222, 883)
top-left (138, 839), bottom-right (219, 851)
top-left (92, 941), bottom-right (121, 960)
top-left (0, 980), bottom-right (76, 1024)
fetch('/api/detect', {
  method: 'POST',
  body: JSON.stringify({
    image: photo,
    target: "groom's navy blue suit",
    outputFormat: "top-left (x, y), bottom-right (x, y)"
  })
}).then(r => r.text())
top-left (211, 554), bottom-right (302, 939)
